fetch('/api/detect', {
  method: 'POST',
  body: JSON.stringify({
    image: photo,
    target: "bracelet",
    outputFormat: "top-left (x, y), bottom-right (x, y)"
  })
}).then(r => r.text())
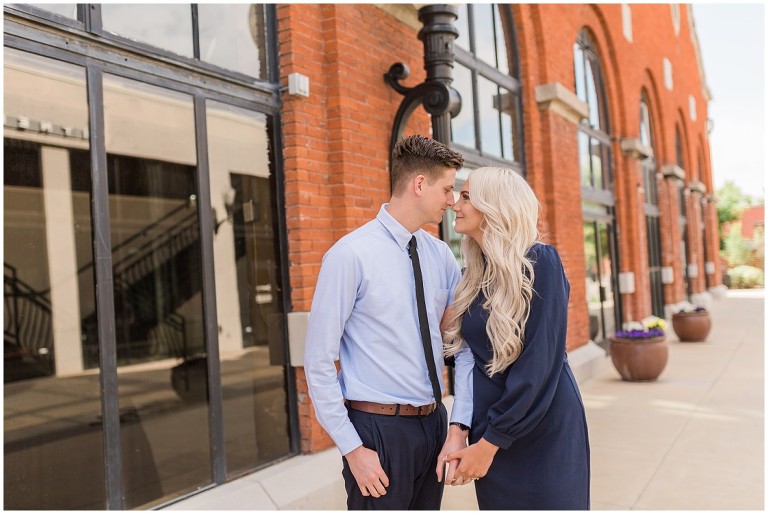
top-left (449, 422), bottom-right (470, 431)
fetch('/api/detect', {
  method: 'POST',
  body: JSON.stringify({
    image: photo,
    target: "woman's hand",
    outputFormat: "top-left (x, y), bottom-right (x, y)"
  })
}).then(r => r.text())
top-left (436, 424), bottom-right (468, 483)
top-left (445, 438), bottom-right (499, 484)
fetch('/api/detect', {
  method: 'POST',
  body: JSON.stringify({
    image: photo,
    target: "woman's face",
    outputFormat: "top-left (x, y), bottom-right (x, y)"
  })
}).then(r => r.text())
top-left (452, 179), bottom-right (484, 245)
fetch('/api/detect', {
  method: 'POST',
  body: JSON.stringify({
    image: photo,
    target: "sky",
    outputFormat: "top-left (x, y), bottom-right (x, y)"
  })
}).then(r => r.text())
top-left (691, 3), bottom-right (765, 200)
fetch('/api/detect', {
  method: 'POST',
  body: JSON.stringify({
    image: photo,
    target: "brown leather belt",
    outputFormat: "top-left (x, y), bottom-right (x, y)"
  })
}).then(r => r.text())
top-left (346, 400), bottom-right (437, 417)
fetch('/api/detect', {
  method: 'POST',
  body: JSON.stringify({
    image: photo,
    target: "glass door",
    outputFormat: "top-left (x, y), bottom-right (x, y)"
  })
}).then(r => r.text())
top-left (583, 220), bottom-right (619, 343)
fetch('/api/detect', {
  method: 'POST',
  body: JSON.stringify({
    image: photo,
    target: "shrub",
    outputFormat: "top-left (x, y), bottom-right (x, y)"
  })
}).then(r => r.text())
top-left (727, 265), bottom-right (765, 288)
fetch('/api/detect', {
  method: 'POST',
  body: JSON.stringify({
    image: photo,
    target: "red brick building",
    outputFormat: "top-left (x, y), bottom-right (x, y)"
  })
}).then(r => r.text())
top-left (2, 3), bottom-right (721, 508)
top-left (281, 3), bottom-right (722, 453)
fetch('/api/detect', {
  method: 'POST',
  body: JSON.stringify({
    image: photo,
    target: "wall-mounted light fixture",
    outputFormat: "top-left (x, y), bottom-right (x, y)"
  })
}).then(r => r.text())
top-left (213, 187), bottom-right (237, 235)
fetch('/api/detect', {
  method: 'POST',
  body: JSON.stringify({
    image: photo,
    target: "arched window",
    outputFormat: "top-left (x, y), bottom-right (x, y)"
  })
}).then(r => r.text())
top-left (573, 29), bottom-right (620, 343)
top-left (574, 30), bottom-right (612, 192)
top-left (640, 91), bottom-right (664, 318)
top-left (675, 123), bottom-right (692, 299)
top-left (451, 4), bottom-right (523, 171)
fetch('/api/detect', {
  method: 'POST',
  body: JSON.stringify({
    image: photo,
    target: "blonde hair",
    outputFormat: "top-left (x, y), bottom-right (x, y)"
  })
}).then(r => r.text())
top-left (443, 167), bottom-right (540, 376)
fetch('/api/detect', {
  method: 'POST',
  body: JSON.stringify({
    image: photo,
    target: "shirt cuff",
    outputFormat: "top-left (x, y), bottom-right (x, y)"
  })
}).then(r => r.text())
top-left (335, 423), bottom-right (364, 456)
top-left (449, 398), bottom-right (473, 427)
top-left (482, 424), bottom-right (515, 450)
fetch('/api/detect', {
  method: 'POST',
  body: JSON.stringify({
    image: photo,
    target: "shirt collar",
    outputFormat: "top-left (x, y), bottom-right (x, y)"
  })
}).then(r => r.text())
top-left (377, 204), bottom-right (417, 252)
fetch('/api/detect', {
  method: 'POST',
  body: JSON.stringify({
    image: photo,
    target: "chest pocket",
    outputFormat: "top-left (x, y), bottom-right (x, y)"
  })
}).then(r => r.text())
top-left (434, 288), bottom-right (449, 320)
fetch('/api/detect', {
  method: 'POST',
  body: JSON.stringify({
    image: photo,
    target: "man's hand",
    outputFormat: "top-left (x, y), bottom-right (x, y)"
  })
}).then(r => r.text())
top-left (436, 424), bottom-right (468, 484)
top-left (445, 438), bottom-right (498, 484)
top-left (345, 445), bottom-right (390, 498)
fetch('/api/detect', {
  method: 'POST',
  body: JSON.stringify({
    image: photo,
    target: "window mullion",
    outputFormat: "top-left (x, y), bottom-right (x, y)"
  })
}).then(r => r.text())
top-left (191, 4), bottom-right (201, 60)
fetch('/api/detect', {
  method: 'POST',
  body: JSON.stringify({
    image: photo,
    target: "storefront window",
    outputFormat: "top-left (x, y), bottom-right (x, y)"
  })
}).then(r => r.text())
top-left (206, 100), bottom-right (290, 476)
top-left (102, 74), bottom-right (211, 508)
top-left (4, 47), bottom-right (105, 510)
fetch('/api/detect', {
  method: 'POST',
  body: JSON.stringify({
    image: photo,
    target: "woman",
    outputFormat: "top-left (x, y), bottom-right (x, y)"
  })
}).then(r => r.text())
top-left (441, 167), bottom-right (590, 510)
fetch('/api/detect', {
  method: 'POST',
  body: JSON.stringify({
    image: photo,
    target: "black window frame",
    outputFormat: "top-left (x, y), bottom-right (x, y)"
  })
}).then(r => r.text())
top-left (3, 4), bottom-right (298, 509)
top-left (7, 3), bottom-right (273, 92)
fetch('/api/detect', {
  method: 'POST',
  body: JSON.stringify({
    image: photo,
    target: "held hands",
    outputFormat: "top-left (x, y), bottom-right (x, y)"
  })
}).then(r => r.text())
top-left (444, 438), bottom-right (499, 485)
top-left (346, 445), bottom-right (390, 498)
top-left (436, 424), bottom-right (468, 484)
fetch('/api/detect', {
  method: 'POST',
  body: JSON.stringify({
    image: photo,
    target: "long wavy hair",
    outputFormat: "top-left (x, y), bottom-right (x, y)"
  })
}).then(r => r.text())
top-left (443, 167), bottom-right (540, 375)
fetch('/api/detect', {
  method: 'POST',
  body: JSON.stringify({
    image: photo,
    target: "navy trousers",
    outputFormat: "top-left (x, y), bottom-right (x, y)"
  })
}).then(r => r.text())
top-left (342, 403), bottom-right (448, 510)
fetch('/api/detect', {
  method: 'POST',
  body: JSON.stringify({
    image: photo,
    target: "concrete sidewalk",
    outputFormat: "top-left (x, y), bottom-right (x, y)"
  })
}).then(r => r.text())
top-left (168, 289), bottom-right (764, 510)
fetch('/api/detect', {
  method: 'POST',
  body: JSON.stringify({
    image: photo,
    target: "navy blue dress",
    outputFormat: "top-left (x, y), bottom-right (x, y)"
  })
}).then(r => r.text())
top-left (463, 244), bottom-right (590, 510)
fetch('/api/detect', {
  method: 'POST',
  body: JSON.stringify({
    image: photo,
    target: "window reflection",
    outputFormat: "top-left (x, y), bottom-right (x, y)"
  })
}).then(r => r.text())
top-left (4, 48), bottom-right (105, 510)
top-left (102, 74), bottom-right (211, 508)
top-left (473, 4), bottom-right (496, 66)
top-left (455, 4), bottom-right (470, 52)
top-left (477, 75), bottom-right (502, 158)
top-left (578, 132), bottom-right (590, 186)
top-left (102, 4), bottom-right (193, 58)
top-left (206, 100), bottom-right (290, 476)
top-left (494, 6), bottom-right (509, 75)
top-left (33, 3), bottom-right (77, 19)
top-left (198, 4), bottom-right (267, 79)
top-left (451, 63), bottom-right (475, 149)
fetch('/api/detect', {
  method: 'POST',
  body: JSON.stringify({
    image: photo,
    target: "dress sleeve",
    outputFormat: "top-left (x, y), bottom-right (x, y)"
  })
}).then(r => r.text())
top-left (481, 244), bottom-right (571, 450)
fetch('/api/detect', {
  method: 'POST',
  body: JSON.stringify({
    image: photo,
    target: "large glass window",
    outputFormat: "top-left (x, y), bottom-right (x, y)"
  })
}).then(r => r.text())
top-left (206, 100), bottom-right (290, 476)
top-left (3, 48), bottom-right (105, 510)
top-left (5, 4), bottom-right (290, 509)
top-left (101, 74), bottom-right (211, 508)
top-left (451, 4), bottom-right (523, 168)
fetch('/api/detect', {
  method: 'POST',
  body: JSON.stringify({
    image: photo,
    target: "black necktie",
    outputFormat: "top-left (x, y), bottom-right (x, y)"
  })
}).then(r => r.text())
top-left (408, 235), bottom-right (442, 406)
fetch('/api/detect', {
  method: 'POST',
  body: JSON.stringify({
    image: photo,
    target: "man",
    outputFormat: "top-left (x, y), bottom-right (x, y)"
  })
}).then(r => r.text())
top-left (304, 135), bottom-right (474, 509)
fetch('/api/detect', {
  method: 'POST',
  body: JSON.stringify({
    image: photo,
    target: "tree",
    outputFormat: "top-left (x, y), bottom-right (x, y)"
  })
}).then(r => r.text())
top-left (716, 181), bottom-right (754, 251)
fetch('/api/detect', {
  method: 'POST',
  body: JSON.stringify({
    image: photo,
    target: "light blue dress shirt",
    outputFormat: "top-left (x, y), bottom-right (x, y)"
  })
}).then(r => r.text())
top-left (304, 204), bottom-right (474, 455)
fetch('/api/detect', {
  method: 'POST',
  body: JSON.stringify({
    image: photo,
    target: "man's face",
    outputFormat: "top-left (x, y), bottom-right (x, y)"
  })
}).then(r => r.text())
top-left (420, 166), bottom-right (457, 224)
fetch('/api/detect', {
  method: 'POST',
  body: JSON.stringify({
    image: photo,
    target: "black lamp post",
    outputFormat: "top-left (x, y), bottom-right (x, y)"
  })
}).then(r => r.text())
top-left (384, 4), bottom-right (461, 173)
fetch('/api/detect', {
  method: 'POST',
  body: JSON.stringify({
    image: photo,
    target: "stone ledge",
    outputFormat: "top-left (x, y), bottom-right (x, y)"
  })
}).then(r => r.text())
top-left (687, 180), bottom-right (707, 194)
top-left (620, 138), bottom-right (653, 160)
top-left (534, 82), bottom-right (589, 125)
top-left (661, 164), bottom-right (685, 180)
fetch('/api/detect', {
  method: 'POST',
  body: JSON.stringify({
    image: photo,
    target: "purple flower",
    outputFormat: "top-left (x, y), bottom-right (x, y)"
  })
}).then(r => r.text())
top-left (614, 328), bottom-right (665, 339)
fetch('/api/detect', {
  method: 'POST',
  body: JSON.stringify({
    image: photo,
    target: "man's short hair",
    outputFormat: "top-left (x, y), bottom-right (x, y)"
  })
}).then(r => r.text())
top-left (391, 135), bottom-right (464, 195)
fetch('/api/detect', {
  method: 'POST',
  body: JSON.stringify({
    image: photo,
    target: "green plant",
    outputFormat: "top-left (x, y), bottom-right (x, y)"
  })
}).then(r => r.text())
top-left (727, 265), bottom-right (765, 288)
